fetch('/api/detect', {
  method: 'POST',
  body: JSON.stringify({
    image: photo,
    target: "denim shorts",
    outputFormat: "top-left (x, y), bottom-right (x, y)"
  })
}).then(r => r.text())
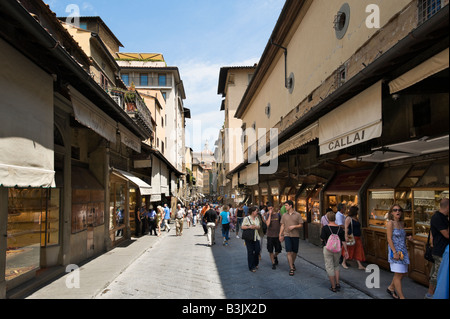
top-left (284, 236), bottom-right (299, 253)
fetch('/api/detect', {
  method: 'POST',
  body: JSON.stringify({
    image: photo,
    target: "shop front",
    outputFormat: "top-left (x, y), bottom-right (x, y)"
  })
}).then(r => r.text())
top-left (364, 155), bottom-right (449, 285)
top-left (296, 184), bottom-right (314, 240)
top-left (0, 37), bottom-right (57, 295)
top-left (110, 168), bottom-right (152, 242)
top-left (305, 183), bottom-right (326, 246)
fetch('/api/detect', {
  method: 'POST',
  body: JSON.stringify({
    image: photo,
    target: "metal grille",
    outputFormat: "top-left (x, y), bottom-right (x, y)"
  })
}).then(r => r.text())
top-left (418, 0), bottom-right (442, 24)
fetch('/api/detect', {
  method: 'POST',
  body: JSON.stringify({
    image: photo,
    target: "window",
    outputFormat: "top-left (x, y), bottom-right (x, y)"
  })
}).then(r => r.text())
top-left (159, 74), bottom-right (167, 86)
top-left (418, 0), bottom-right (442, 24)
top-left (334, 3), bottom-right (350, 40)
top-left (162, 92), bottom-right (167, 101)
top-left (101, 73), bottom-right (108, 91)
top-left (140, 74), bottom-right (148, 86)
top-left (121, 74), bottom-right (129, 86)
top-left (80, 22), bottom-right (88, 30)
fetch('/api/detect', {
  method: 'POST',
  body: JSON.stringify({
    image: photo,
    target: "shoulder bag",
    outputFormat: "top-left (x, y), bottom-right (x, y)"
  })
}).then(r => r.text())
top-left (424, 230), bottom-right (435, 263)
top-left (346, 218), bottom-right (356, 246)
top-left (241, 217), bottom-right (255, 241)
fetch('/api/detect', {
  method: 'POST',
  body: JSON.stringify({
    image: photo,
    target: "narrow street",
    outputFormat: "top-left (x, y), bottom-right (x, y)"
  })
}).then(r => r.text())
top-left (95, 224), bottom-right (371, 299)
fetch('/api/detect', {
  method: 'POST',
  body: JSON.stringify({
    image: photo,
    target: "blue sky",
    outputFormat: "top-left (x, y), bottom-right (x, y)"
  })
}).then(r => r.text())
top-left (44, 0), bottom-right (285, 152)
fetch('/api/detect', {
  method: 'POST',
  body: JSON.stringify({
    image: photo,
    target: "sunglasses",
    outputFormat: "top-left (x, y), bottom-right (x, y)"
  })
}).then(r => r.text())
top-left (392, 208), bottom-right (403, 212)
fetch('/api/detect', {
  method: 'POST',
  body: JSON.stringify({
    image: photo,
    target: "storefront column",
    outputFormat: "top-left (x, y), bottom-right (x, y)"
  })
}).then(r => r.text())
top-left (0, 187), bottom-right (7, 299)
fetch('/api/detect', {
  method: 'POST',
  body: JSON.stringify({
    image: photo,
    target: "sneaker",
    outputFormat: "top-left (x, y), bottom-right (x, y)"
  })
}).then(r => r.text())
top-left (272, 264), bottom-right (276, 270)
top-left (236, 235), bottom-right (239, 239)
top-left (274, 256), bottom-right (279, 265)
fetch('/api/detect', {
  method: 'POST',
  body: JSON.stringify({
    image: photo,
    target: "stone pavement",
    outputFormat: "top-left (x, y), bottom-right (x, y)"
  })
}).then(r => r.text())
top-left (23, 221), bottom-right (428, 300)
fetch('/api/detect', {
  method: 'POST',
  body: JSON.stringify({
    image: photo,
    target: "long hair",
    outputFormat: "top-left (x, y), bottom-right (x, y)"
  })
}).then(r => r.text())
top-left (388, 204), bottom-right (404, 221)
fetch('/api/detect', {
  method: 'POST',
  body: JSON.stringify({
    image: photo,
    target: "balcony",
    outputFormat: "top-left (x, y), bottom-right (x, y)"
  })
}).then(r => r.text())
top-left (109, 88), bottom-right (154, 138)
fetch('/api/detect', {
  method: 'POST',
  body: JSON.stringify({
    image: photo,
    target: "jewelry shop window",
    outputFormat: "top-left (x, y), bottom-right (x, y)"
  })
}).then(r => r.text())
top-left (6, 188), bottom-right (60, 281)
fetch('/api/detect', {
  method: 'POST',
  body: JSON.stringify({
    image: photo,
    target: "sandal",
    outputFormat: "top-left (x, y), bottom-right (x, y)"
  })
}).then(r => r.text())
top-left (289, 269), bottom-right (295, 276)
top-left (386, 288), bottom-right (399, 299)
top-left (336, 284), bottom-right (341, 291)
top-left (329, 286), bottom-right (337, 293)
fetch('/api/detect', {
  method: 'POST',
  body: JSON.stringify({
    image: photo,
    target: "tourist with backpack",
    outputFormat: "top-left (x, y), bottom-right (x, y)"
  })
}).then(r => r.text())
top-left (320, 211), bottom-right (348, 293)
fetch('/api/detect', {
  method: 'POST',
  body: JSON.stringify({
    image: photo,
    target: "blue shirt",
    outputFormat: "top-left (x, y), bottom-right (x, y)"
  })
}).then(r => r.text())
top-left (164, 207), bottom-right (171, 219)
top-left (243, 205), bottom-right (248, 216)
top-left (220, 211), bottom-right (230, 224)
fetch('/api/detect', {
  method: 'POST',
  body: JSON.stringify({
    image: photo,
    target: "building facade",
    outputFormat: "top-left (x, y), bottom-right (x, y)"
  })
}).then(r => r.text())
top-left (0, 1), bottom-right (155, 298)
top-left (227, 0), bottom-right (448, 286)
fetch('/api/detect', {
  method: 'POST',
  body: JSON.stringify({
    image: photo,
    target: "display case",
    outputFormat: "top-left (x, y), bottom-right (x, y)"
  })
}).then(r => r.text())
top-left (367, 190), bottom-right (412, 230)
top-left (308, 187), bottom-right (321, 224)
top-left (413, 189), bottom-right (448, 238)
top-left (368, 190), bottom-right (394, 229)
top-left (6, 188), bottom-right (59, 281)
top-left (296, 185), bottom-right (314, 221)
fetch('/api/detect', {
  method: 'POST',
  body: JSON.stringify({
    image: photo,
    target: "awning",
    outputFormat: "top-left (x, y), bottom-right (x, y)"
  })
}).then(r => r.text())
top-left (232, 173), bottom-right (238, 188)
top-left (261, 122), bottom-right (319, 164)
top-left (0, 38), bottom-right (55, 188)
top-left (389, 48), bottom-right (449, 94)
top-left (246, 162), bottom-right (259, 186)
top-left (69, 85), bottom-right (117, 143)
top-left (118, 123), bottom-right (141, 153)
top-left (325, 169), bottom-right (373, 194)
top-left (344, 135), bottom-right (449, 163)
top-left (112, 168), bottom-right (152, 195)
top-left (319, 81), bottom-right (382, 155)
top-left (150, 154), bottom-right (164, 196)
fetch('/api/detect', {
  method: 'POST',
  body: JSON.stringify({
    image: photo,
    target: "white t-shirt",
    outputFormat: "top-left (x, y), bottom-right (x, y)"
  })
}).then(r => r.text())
top-left (336, 211), bottom-right (345, 226)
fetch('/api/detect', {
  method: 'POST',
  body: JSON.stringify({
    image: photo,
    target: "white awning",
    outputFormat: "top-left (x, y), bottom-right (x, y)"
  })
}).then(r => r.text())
top-left (260, 122), bottom-right (319, 164)
top-left (389, 48), bottom-right (449, 94)
top-left (69, 85), bottom-right (117, 143)
top-left (246, 162), bottom-right (259, 186)
top-left (112, 168), bottom-right (152, 195)
top-left (151, 155), bottom-right (161, 195)
top-left (232, 173), bottom-right (238, 188)
top-left (319, 81), bottom-right (382, 155)
top-left (343, 135), bottom-right (449, 163)
top-left (118, 122), bottom-right (141, 153)
top-left (0, 38), bottom-right (55, 188)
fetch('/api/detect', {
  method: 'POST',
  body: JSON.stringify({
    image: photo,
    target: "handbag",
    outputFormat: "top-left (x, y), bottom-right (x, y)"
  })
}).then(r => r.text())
top-left (424, 231), bottom-right (435, 263)
top-left (241, 217), bottom-right (256, 241)
top-left (346, 218), bottom-right (356, 246)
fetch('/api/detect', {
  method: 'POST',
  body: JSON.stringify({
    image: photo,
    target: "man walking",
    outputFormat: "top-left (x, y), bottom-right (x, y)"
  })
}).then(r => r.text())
top-left (279, 200), bottom-right (304, 276)
top-left (204, 204), bottom-right (218, 247)
top-left (425, 198), bottom-right (449, 299)
top-left (162, 203), bottom-right (171, 232)
top-left (266, 203), bottom-right (282, 269)
top-left (175, 204), bottom-right (185, 236)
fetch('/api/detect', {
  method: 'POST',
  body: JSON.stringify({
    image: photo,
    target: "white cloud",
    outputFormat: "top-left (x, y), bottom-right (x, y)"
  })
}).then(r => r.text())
top-left (179, 57), bottom-right (259, 152)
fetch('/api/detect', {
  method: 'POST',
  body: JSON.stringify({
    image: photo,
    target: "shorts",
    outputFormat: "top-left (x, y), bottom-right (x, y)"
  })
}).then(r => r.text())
top-left (267, 237), bottom-right (282, 254)
top-left (429, 254), bottom-right (443, 286)
top-left (284, 236), bottom-right (299, 253)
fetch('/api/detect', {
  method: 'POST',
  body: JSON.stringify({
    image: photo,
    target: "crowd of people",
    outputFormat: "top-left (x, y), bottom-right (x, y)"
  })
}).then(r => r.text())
top-left (134, 197), bottom-right (448, 299)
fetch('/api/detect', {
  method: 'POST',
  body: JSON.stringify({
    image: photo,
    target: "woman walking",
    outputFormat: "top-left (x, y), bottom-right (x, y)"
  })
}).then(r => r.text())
top-left (219, 205), bottom-right (231, 246)
top-left (320, 211), bottom-right (348, 292)
top-left (386, 204), bottom-right (411, 299)
top-left (156, 206), bottom-right (164, 236)
top-left (241, 206), bottom-right (261, 272)
top-left (342, 206), bottom-right (366, 270)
